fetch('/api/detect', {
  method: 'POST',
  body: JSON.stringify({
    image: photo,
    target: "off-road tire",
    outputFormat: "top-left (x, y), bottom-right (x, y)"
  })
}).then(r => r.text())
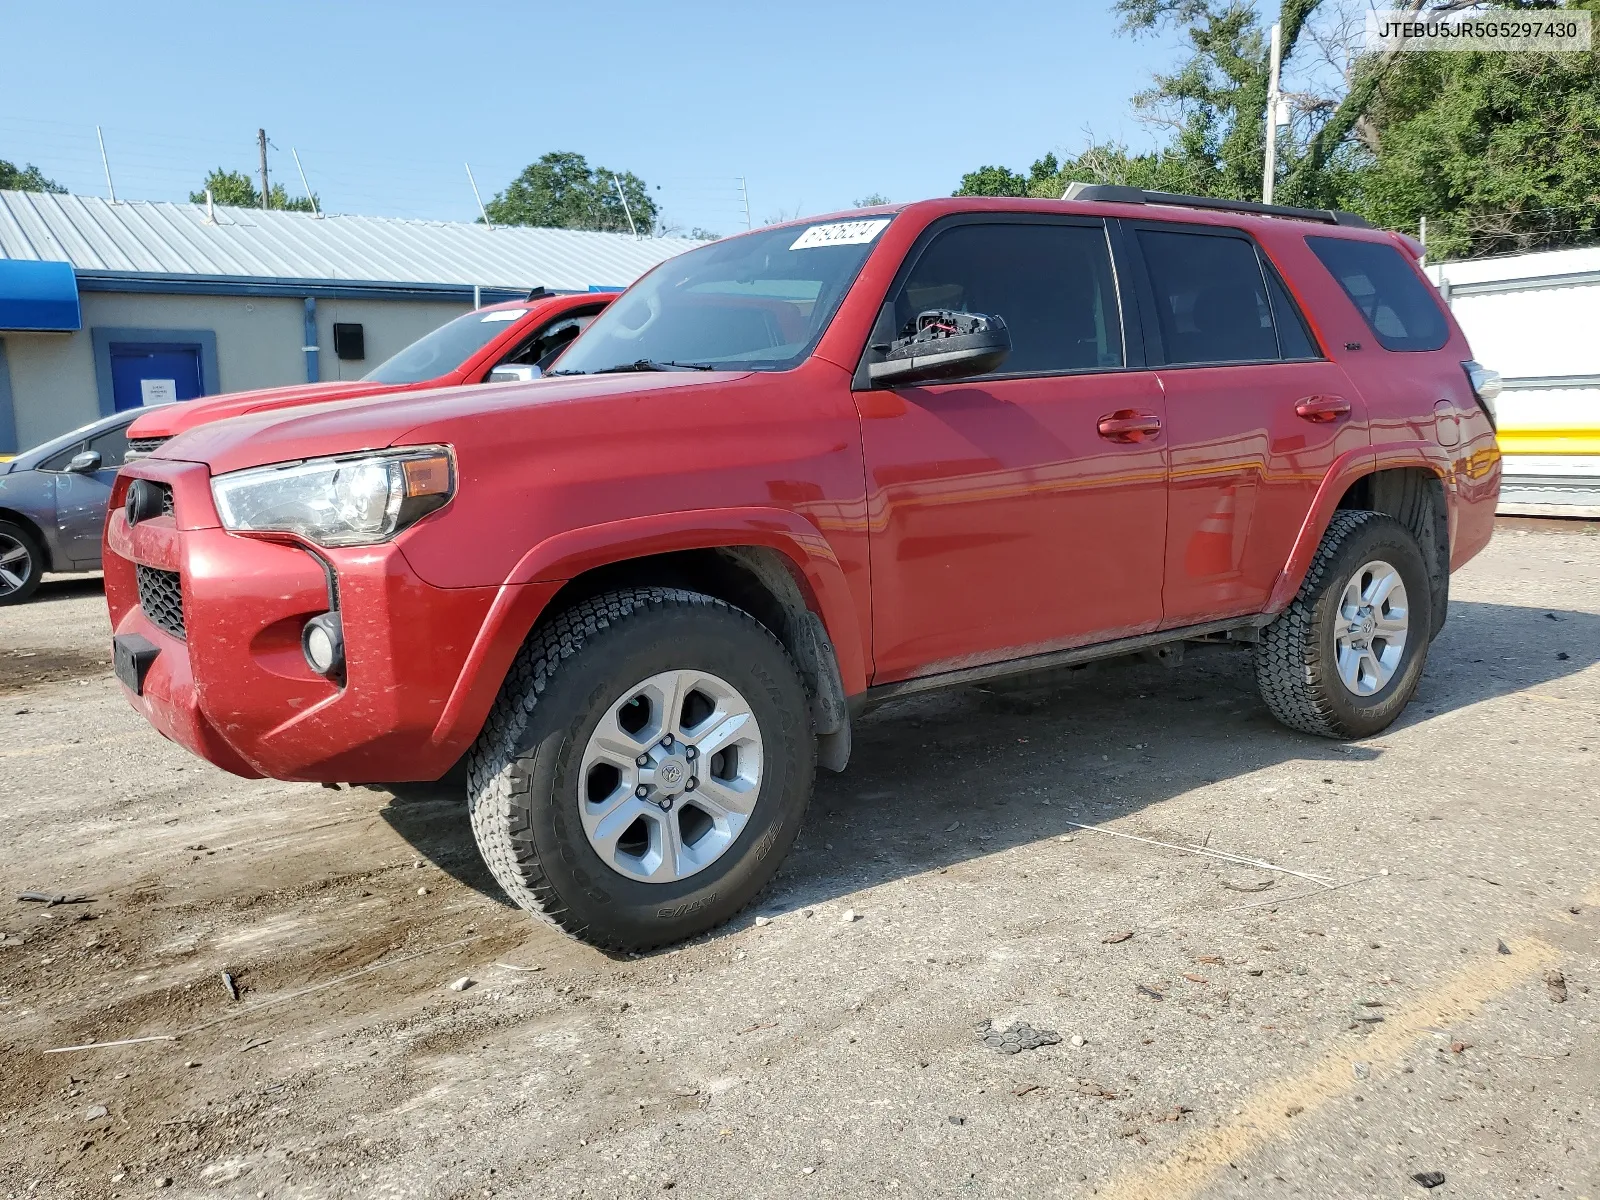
top-left (465, 588), bottom-right (815, 951)
top-left (1254, 510), bottom-right (1432, 739)
top-left (0, 520), bottom-right (45, 606)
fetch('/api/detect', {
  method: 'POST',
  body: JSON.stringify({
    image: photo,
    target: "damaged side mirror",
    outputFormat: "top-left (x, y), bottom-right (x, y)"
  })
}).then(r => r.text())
top-left (868, 309), bottom-right (1011, 387)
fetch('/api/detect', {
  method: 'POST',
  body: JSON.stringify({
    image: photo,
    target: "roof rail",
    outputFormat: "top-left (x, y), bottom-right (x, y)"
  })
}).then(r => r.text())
top-left (1062, 182), bottom-right (1373, 229)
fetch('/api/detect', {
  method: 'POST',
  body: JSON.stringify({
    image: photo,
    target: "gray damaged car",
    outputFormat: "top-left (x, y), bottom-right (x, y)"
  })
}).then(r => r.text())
top-left (0, 410), bottom-right (142, 605)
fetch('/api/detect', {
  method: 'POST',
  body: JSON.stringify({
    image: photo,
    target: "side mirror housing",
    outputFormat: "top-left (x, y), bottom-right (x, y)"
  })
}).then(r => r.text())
top-left (66, 450), bottom-right (103, 474)
top-left (869, 310), bottom-right (1011, 387)
top-left (487, 364), bottom-right (542, 384)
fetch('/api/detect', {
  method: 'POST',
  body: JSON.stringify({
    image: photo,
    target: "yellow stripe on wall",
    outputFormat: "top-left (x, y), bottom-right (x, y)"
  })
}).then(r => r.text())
top-left (1496, 428), bottom-right (1600, 456)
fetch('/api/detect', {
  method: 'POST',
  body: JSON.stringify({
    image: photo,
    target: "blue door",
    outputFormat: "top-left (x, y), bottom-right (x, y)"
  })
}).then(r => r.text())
top-left (108, 342), bottom-right (204, 411)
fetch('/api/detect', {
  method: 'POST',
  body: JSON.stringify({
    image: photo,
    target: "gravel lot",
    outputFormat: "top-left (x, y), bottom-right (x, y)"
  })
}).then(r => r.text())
top-left (1, 523), bottom-right (1597, 1200)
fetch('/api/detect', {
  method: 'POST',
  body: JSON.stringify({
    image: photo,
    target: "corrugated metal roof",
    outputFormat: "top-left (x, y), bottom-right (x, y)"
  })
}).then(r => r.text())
top-left (0, 191), bottom-right (698, 292)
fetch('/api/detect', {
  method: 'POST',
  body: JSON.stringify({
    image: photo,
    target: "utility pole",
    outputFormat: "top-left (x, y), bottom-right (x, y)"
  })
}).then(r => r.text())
top-left (612, 174), bottom-right (638, 237)
top-left (1419, 215), bottom-right (1428, 266)
top-left (291, 147), bottom-right (320, 216)
top-left (738, 176), bottom-right (751, 230)
top-left (95, 126), bottom-right (117, 204)
top-left (258, 128), bottom-right (270, 210)
top-left (465, 163), bottom-right (492, 230)
top-left (1262, 22), bottom-right (1283, 204)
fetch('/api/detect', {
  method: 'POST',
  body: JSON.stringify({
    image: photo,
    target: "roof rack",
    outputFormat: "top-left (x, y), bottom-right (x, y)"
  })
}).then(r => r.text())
top-left (1062, 182), bottom-right (1373, 229)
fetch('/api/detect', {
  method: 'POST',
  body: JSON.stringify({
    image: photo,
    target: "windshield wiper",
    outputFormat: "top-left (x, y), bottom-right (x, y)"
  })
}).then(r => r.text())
top-left (594, 359), bottom-right (716, 373)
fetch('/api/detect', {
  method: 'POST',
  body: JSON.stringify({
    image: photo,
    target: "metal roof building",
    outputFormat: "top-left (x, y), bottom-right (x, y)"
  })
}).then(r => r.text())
top-left (0, 191), bottom-right (697, 453)
top-left (0, 191), bottom-right (697, 296)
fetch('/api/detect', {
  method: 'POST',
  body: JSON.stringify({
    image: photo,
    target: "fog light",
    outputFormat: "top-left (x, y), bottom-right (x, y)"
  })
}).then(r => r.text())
top-left (301, 612), bottom-right (345, 679)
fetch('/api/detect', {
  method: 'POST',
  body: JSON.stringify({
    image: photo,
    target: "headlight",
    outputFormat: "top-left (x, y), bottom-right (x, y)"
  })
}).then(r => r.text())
top-left (211, 446), bottom-right (454, 547)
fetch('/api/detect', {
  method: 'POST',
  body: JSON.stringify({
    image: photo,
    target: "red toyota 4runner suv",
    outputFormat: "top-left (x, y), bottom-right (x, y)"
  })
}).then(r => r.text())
top-left (122, 290), bottom-right (611, 459)
top-left (106, 189), bottom-right (1502, 950)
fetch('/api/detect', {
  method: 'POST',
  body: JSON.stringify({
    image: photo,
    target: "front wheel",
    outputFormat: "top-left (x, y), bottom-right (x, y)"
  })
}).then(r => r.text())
top-left (466, 588), bottom-right (815, 951)
top-left (0, 521), bottom-right (45, 606)
top-left (1254, 510), bottom-right (1432, 739)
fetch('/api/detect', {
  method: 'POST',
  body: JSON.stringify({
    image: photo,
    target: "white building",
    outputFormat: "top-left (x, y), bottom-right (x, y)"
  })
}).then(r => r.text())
top-left (1429, 246), bottom-right (1600, 516)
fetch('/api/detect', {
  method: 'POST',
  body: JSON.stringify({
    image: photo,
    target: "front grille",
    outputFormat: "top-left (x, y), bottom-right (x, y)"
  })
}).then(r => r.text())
top-left (124, 436), bottom-right (169, 462)
top-left (136, 565), bottom-right (185, 640)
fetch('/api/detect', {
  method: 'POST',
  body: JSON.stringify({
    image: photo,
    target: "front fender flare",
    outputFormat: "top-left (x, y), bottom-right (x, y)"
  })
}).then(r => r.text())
top-left (427, 507), bottom-right (866, 758)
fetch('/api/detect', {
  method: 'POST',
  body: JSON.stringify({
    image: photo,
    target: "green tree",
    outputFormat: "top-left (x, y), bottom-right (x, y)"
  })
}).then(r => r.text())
top-left (1354, 18), bottom-right (1600, 259)
top-left (955, 1), bottom-right (1600, 259)
top-left (483, 151), bottom-right (658, 233)
top-left (0, 158), bottom-right (66, 192)
top-left (190, 167), bottom-right (316, 212)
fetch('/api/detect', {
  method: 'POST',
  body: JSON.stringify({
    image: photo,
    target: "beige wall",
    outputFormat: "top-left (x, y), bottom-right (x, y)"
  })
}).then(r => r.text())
top-left (314, 298), bottom-right (470, 382)
top-left (4, 330), bottom-right (100, 449)
top-left (2, 290), bottom-right (474, 451)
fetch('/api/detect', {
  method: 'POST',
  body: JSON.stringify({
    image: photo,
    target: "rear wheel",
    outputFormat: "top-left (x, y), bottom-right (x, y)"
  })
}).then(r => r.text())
top-left (1254, 510), bottom-right (1431, 739)
top-left (466, 588), bottom-right (814, 951)
top-left (0, 521), bottom-right (44, 606)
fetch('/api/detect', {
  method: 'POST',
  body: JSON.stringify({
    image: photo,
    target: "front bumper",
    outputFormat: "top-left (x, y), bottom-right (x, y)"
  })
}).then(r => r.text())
top-left (105, 459), bottom-right (555, 783)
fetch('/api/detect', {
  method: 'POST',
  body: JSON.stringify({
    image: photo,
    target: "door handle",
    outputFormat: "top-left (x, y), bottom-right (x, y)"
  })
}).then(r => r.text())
top-left (1097, 410), bottom-right (1163, 443)
top-left (1294, 394), bottom-right (1351, 423)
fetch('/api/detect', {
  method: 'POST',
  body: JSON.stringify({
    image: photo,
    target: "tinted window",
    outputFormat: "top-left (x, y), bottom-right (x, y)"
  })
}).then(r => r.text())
top-left (1265, 267), bottom-right (1319, 359)
top-left (38, 441), bottom-right (89, 471)
top-left (88, 426), bottom-right (129, 469)
top-left (1306, 236), bottom-right (1447, 352)
top-left (500, 311), bottom-right (602, 372)
top-left (893, 222), bottom-right (1123, 374)
top-left (1138, 229), bottom-right (1278, 365)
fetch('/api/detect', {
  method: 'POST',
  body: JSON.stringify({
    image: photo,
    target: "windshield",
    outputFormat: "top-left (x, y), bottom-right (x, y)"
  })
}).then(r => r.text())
top-left (363, 307), bottom-right (530, 384)
top-left (553, 218), bottom-right (892, 374)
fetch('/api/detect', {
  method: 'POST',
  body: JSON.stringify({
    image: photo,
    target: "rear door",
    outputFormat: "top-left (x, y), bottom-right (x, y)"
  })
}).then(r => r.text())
top-left (1125, 222), bottom-right (1368, 627)
top-left (856, 216), bottom-right (1168, 682)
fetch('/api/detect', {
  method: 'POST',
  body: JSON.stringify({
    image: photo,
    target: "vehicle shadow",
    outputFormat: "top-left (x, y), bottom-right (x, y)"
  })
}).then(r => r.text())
top-left (32, 573), bottom-right (105, 602)
top-left (374, 598), bottom-right (1598, 923)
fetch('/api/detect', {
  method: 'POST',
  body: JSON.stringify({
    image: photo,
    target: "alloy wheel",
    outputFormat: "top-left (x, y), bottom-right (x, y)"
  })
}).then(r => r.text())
top-left (0, 534), bottom-right (33, 596)
top-left (577, 669), bottom-right (764, 883)
top-left (1334, 558), bottom-right (1409, 697)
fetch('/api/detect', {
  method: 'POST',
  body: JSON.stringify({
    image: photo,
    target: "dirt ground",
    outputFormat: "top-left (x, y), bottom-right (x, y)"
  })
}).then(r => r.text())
top-left (1, 522), bottom-right (1597, 1200)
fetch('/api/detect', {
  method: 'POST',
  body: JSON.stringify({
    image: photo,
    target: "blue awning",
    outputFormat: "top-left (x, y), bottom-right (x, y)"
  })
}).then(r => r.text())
top-left (0, 260), bottom-right (81, 331)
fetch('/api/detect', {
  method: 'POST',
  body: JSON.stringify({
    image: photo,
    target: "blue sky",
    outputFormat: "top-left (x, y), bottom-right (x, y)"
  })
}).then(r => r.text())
top-left (1, 0), bottom-right (1178, 236)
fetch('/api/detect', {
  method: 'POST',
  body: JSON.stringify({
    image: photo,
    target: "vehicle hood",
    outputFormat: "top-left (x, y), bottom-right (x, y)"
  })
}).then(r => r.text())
top-left (126, 380), bottom-right (399, 440)
top-left (154, 372), bottom-right (754, 475)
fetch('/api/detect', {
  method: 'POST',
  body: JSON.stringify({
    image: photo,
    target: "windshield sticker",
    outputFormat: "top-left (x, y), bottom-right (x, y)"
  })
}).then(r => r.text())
top-left (789, 219), bottom-right (891, 250)
top-left (480, 309), bottom-right (528, 322)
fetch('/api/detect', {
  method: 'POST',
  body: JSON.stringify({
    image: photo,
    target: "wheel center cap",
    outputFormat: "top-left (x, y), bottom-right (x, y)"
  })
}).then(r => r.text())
top-left (656, 758), bottom-right (686, 791)
top-left (1360, 614), bottom-right (1376, 637)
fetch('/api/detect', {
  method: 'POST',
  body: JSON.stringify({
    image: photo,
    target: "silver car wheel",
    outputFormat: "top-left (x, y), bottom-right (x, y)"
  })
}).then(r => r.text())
top-left (0, 533), bottom-right (33, 596)
top-left (1334, 559), bottom-right (1409, 697)
top-left (577, 669), bottom-right (764, 884)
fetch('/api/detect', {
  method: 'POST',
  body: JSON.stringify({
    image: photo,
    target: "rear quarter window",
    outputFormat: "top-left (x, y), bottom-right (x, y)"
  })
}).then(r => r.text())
top-left (1306, 236), bottom-right (1448, 352)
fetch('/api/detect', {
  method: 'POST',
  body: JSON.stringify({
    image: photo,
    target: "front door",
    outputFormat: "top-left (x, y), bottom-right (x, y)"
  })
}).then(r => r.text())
top-left (43, 422), bottom-right (130, 567)
top-left (1126, 223), bottom-right (1369, 626)
top-left (857, 217), bottom-right (1169, 683)
top-left (108, 342), bottom-right (204, 411)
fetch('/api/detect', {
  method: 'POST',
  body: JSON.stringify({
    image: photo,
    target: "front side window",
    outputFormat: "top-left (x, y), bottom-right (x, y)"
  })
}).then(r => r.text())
top-left (500, 310), bottom-right (602, 372)
top-left (87, 426), bottom-right (130, 469)
top-left (892, 222), bottom-right (1124, 374)
top-left (363, 307), bottom-right (532, 384)
top-left (1306, 235), bottom-right (1448, 352)
top-left (553, 219), bottom-right (892, 374)
top-left (1138, 229), bottom-right (1279, 366)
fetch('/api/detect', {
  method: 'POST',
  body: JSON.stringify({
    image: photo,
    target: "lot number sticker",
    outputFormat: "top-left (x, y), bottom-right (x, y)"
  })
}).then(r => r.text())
top-left (790, 219), bottom-right (891, 250)
top-left (480, 309), bottom-right (528, 322)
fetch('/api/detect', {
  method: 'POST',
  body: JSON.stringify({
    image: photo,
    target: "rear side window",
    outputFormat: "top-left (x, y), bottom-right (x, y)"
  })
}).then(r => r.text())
top-left (1306, 236), bottom-right (1448, 352)
top-left (1136, 229), bottom-right (1279, 365)
top-left (893, 222), bottom-right (1124, 374)
top-left (1264, 267), bottom-right (1319, 359)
